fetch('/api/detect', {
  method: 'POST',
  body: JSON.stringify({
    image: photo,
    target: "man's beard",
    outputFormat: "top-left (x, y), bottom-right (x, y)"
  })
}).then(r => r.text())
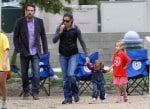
top-left (27, 14), bottom-right (34, 19)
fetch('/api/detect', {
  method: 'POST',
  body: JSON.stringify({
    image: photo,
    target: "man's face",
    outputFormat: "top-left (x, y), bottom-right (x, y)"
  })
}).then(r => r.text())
top-left (26, 6), bottom-right (35, 19)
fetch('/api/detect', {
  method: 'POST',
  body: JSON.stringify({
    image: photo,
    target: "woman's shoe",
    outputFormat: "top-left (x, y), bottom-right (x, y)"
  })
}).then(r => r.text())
top-left (62, 100), bottom-right (72, 104)
top-left (74, 96), bottom-right (80, 102)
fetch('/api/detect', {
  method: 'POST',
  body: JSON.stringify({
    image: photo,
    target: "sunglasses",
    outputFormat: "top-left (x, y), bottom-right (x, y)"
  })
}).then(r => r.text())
top-left (63, 20), bottom-right (70, 23)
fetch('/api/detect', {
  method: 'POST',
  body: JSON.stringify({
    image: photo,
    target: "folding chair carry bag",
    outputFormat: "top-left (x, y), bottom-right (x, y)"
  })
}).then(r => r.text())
top-left (126, 49), bottom-right (149, 95)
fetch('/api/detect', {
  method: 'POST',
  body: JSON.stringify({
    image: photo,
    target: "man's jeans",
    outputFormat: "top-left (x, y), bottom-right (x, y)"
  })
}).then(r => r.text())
top-left (20, 54), bottom-right (40, 95)
top-left (92, 81), bottom-right (105, 100)
top-left (59, 54), bottom-right (79, 101)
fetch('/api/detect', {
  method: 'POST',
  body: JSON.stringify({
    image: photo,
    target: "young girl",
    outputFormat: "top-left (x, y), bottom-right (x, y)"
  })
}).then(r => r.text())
top-left (87, 60), bottom-right (109, 103)
top-left (111, 40), bottom-right (131, 103)
top-left (0, 31), bottom-right (10, 109)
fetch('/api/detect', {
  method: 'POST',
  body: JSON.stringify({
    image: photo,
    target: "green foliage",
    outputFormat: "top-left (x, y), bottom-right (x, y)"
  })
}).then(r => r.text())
top-left (79, 0), bottom-right (100, 5)
top-left (22, 0), bottom-right (72, 13)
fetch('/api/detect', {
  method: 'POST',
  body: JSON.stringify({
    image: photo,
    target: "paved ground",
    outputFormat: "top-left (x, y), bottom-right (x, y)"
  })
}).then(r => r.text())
top-left (5, 94), bottom-right (149, 109)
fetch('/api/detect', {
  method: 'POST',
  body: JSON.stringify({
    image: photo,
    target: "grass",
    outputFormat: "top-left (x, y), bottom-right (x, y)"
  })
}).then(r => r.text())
top-left (51, 71), bottom-right (114, 90)
top-left (51, 72), bottom-right (63, 87)
top-left (7, 71), bottom-right (22, 84)
top-left (7, 70), bottom-right (114, 90)
top-left (104, 71), bottom-right (114, 90)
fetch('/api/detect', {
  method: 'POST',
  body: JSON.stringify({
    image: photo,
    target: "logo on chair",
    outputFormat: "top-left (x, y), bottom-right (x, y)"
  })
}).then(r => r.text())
top-left (114, 57), bottom-right (121, 66)
top-left (84, 66), bottom-right (91, 72)
top-left (132, 61), bottom-right (142, 70)
top-left (39, 62), bottom-right (44, 72)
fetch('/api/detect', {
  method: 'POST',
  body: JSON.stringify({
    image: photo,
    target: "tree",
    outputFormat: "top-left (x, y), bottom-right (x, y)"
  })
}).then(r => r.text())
top-left (79, 0), bottom-right (100, 5)
top-left (20, 0), bottom-right (72, 13)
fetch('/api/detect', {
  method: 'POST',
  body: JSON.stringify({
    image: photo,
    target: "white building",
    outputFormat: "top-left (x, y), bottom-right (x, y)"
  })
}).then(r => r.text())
top-left (35, 0), bottom-right (150, 33)
top-left (1, 0), bottom-right (150, 33)
top-left (36, 5), bottom-right (98, 33)
top-left (101, 1), bottom-right (147, 32)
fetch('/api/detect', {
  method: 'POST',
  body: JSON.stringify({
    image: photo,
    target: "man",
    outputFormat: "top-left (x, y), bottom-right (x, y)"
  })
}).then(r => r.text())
top-left (53, 13), bottom-right (90, 104)
top-left (13, 4), bottom-right (48, 100)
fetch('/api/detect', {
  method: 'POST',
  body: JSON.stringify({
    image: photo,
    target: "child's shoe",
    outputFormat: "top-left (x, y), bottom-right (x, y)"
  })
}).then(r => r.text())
top-left (92, 98), bottom-right (97, 102)
top-left (116, 96), bottom-right (122, 103)
top-left (1, 101), bottom-right (7, 109)
top-left (123, 93), bottom-right (128, 102)
top-left (89, 98), bottom-right (97, 104)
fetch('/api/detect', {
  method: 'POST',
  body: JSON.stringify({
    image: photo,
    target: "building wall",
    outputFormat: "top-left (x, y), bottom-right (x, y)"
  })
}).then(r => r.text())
top-left (35, 5), bottom-right (98, 34)
top-left (101, 1), bottom-right (147, 32)
top-left (144, 37), bottom-right (150, 59)
top-left (8, 32), bottom-right (150, 68)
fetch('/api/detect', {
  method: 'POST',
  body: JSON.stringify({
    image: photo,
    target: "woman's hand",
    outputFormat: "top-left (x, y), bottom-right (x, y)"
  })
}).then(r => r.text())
top-left (85, 57), bottom-right (90, 64)
top-left (59, 24), bottom-right (65, 33)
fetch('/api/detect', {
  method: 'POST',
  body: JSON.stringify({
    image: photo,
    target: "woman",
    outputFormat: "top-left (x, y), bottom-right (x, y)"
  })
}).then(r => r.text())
top-left (53, 13), bottom-right (90, 104)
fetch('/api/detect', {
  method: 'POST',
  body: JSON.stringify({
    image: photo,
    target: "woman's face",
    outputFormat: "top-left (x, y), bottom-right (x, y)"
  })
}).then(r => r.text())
top-left (62, 16), bottom-right (72, 28)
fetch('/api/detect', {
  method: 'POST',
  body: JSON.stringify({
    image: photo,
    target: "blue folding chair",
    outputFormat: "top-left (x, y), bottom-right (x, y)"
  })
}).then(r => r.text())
top-left (126, 49), bottom-right (149, 95)
top-left (75, 52), bottom-right (99, 95)
top-left (11, 52), bottom-right (54, 96)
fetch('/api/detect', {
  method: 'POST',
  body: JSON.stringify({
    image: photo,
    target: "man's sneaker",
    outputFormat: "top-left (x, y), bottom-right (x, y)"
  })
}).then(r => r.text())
top-left (105, 93), bottom-right (107, 99)
top-left (101, 99), bottom-right (106, 103)
top-left (62, 100), bottom-right (72, 104)
top-left (33, 94), bottom-right (39, 100)
top-left (74, 96), bottom-right (80, 102)
top-left (1, 101), bottom-right (7, 109)
top-left (89, 98), bottom-right (97, 104)
top-left (23, 92), bottom-right (30, 100)
top-left (92, 98), bottom-right (97, 103)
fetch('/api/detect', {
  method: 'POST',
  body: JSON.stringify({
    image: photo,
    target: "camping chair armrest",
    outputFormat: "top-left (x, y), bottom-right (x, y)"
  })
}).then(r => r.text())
top-left (40, 65), bottom-right (50, 71)
top-left (146, 60), bottom-right (150, 65)
top-left (78, 64), bottom-right (86, 66)
top-left (146, 60), bottom-right (150, 73)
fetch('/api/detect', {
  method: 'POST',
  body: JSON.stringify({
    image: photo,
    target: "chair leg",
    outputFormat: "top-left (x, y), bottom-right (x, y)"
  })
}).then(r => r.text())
top-left (127, 76), bottom-right (149, 95)
top-left (48, 77), bottom-right (51, 96)
top-left (78, 80), bottom-right (92, 95)
top-left (40, 77), bottom-right (51, 96)
top-left (19, 90), bottom-right (24, 97)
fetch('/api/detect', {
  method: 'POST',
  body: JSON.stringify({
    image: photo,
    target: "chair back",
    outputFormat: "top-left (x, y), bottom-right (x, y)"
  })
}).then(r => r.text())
top-left (11, 64), bottom-right (21, 77)
top-left (75, 52), bottom-right (99, 80)
top-left (29, 52), bottom-right (54, 79)
top-left (127, 49), bottom-right (148, 79)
